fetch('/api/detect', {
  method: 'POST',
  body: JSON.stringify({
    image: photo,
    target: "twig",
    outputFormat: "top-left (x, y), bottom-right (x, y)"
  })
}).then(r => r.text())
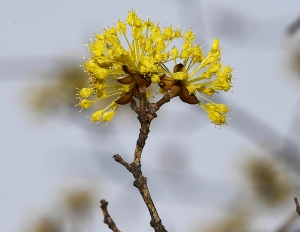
top-left (275, 198), bottom-right (300, 232)
top-left (155, 93), bottom-right (171, 109)
top-left (109, 75), bottom-right (181, 231)
top-left (111, 83), bottom-right (178, 232)
top-left (294, 197), bottom-right (300, 216)
top-left (113, 154), bottom-right (167, 232)
top-left (139, 85), bottom-right (147, 115)
top-left (100, 199), bottom-right (121, 232)
top-left (133, 120), bottom-right (150, 165)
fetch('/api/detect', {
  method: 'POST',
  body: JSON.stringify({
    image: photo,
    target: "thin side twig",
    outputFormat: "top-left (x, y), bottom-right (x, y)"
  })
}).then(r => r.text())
top-left (275, 199), bottom-right (300, 232)
top-left (294, 197), bottom-right (300, 216)
top-left (100, 199), bottom-right (121, 232)
top-left (113, 154), bottom-right (167, 232)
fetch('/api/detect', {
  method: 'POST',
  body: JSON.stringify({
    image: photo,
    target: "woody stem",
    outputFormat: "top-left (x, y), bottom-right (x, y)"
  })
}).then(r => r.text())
top-left (112, 82), bottom-right (172, 232)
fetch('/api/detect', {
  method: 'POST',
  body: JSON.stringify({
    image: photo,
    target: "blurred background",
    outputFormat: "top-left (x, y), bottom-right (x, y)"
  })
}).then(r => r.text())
top-left (2, 0), bottom-right (300, 231)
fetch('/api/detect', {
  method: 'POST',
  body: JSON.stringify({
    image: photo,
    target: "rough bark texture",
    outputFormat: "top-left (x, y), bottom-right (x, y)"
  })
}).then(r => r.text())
top-left (101, 78), bottom-right (177, 231)
top-left (100, 200), bottom-right (121, 232)
top-left (113, 155), bottom-right (166, 232)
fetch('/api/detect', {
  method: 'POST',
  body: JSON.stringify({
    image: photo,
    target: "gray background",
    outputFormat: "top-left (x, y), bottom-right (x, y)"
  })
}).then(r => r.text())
top-left (1, 0), bottom-right (300, 231)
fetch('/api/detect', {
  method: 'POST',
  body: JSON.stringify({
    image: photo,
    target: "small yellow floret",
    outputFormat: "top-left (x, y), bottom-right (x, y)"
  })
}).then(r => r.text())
top-left (200, 87), bottom-right (215, 96)
top-left (184, 30), bottom-right (195, 42)
top-left (93, 83), bottom-right (105, 91)
top-left (186, 84), bottom-right (196, 94)
top-left (206, 103), bottom-right (228, 113)
top-left (151, 74), bottom-right (160, 84)
top-left (171, 47), bottom-right (178, 59)
top-left (211, 38), bottom-right (219, 52)
top-left (145, 38), bottom-right (153, 51)
top-left (146, 90), bottom-right (151, 99)
top-left (79, 88), bottom-right (93, 98)
top-left (200, 102), bottom-right (228, 125)
top-left (95, 68), bottom-right (109, 79)
top-left (102, 111), bottom-right (115, 122)
top-left (163, 27), bottom-right (173, 39)
top-left (116, 20), bottom-right (126, 34)
top-left (91, 110), bottom-right (104, 122)
top-left (173, 72), bottom-right (188, 80)
top-left (151, 26), bottom-right (161, 41)
top-left (127, 11), bottom-right (137, 26)
top-left (207, 111), bottom-right (226, 125)
top-left (77, 99), bottom-right (94, 109)
top-left (208, 62), bottom-right (221, 73)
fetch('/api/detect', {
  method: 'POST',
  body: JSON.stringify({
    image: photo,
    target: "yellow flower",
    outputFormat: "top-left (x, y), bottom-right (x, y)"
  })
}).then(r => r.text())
top-left (89, 102), bottom-right (117, 124)
top-left (173, 72), bottom-right (188, 80)
top-left (78, 10), bottom-right (233, 126)
top-left (77, 99), bottom-right (94, 109)
top-left (151, 74), bottom-right (160, 84)
top-left (79, 88), bottom-right (93, 98)
top-left (91, 110), bottom-right (104, 122)
top-left (102, 111), bottom-right (115, 123)
top-left (199, 102), bottom-right (229, 126)
top-left (171, 47), bottom-right (178, 59)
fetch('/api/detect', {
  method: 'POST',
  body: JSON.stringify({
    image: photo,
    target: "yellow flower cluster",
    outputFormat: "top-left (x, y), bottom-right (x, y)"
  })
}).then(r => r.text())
top-left (77, 10), bottom-right (233, 125)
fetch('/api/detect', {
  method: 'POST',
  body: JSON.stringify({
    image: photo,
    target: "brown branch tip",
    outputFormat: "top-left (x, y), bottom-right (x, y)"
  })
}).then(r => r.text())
top-left (100, 199), bottom-right (121, 232)
top-left (294, 198), bottom-right (300, 216)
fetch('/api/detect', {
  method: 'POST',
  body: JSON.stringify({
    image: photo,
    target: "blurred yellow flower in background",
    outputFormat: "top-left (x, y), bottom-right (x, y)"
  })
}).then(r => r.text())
top-left (63, 188), bottom-right (95, 217)
top-left (28, 62), bottom-right (90, 118)
top-left (23, 180), bottom-right (101, 232)
top-left (202, 214), bottom-right (247, 232)
top-left (243, 156), bottom-right (293, 206)
top-left (26, 219), bottom-right (62, 232)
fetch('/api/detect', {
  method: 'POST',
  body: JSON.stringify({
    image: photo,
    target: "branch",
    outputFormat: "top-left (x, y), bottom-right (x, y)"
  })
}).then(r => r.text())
top-left (139, 85), bottom-right (147, 115)
top-left (294, 197), bottom-right (300, 216)
top-left (113, 154), bottom-right (167, 232)
top-left (133, 120), bottom-right (150, 165)
top-left (100, 199), bottom-right (121, 232)
top-left (274, 199), bottom-right (300, 232)
top-left (110, 80), bottom-right (175, 232)
top-left (155, 93), bottom-right (171, 109)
